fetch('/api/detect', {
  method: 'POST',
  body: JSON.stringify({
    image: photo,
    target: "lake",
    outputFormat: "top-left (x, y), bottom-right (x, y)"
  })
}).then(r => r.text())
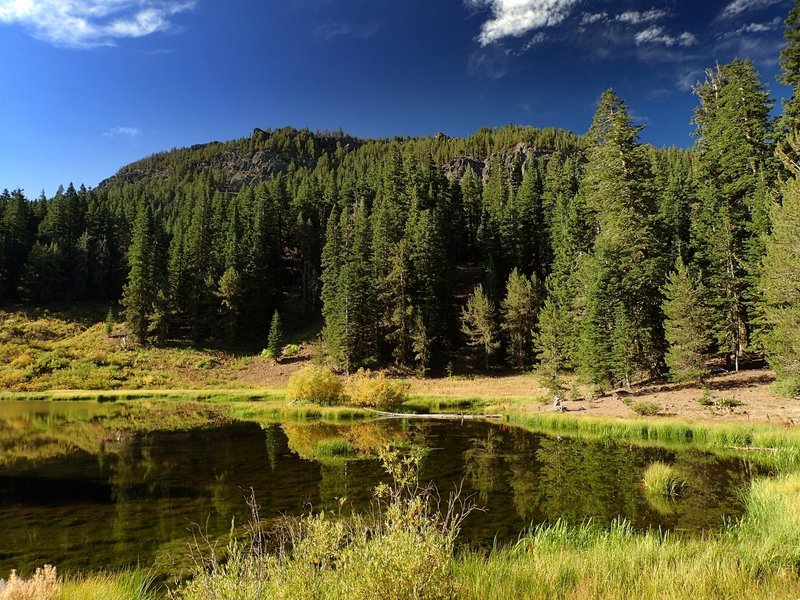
top-left (0, 400), bottom-right (764, 579)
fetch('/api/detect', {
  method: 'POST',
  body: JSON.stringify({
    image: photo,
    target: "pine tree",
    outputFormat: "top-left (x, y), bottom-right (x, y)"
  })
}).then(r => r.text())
top-left (217, 266), bottom-right (243, 343)
top-left (691, 60), bottom-right (774, 371)
top-left (760, 138), bottom-right (800, 394)
top-left (104, 307), bottom-right (114, 337)
top-left (662, 258), bottom-right (713, 383)
top-left (534, 295), bottom-right (570, 389)
top-left (575, 90), bottom-right (666, 387)
top-left (501, 268), bottom-right (540, 369)
top-left (779, 1), bottom-right (800, 142)
top-left (461, 284), bottom-right (499, 370)
top-left (267, 309), bottom-right (283, 359)
top-left (122, 202), bottom-right (160, 343)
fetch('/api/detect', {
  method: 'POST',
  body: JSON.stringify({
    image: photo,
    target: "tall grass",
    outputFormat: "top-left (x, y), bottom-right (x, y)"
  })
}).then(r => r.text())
top-left (642, 461), bottom-right (685, 496)
top-left (455, 519), bottom-right (800, 599)
top-left (0, 566), bottom-right (155, 600)
top-left (508, 412), bottom-right (800, 455)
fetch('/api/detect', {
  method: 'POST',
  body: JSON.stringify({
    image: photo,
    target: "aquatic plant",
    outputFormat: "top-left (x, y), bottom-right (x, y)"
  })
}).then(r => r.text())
top-left (643, 461), bottom-right (686, 497)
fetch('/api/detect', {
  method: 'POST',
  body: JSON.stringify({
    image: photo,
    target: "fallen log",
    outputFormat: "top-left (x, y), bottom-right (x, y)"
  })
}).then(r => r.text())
top-left (364, 409), bottom-right (503, 420)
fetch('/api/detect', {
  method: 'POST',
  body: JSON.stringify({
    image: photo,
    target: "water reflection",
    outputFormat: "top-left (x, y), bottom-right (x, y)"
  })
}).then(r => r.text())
top-left (0, 402), bottom-right (764, 579)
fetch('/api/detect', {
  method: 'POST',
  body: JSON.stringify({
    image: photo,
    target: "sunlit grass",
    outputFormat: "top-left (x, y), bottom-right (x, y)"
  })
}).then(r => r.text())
top-left (642, 461), bottom-right (686, 497)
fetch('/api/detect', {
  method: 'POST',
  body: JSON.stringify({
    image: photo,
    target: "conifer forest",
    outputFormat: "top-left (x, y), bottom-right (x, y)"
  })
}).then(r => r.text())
top-left (2, 19), bottom-right (800, 398)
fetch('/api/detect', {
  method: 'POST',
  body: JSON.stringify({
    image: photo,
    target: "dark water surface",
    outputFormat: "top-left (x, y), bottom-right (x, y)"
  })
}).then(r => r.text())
top-left (0, 401), bottom-right (764, 578)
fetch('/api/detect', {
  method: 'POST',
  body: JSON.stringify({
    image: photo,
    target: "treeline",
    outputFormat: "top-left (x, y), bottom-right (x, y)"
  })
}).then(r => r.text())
top-left (3, 5), bottom-right (800, 393)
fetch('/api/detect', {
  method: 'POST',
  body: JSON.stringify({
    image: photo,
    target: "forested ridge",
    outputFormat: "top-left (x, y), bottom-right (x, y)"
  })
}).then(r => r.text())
top-left (3, 8), bottom-right (800, 394)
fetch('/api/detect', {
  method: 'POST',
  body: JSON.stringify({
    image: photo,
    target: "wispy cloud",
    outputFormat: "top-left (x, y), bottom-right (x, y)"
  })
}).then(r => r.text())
top-left (103, 126), bottom-right (141, 138)
top-left (616, 9), bottom-right (668, 25)
top-left (720, 0), bottom-right (785, 19)
top-left (314, 20), bottom-right (380, 41)
top-left (0, 0), bottom-right (195, 48)
top-left (580, 12), bottom-right (606, 25)
top-left (635, 26), bottom-right (697, 47)
top-left (465, 0), bottom-right (582, 46)
top-left (468, 43), bottom-right (512, 79)
top-left (725, 16), bottom-right (783, 35)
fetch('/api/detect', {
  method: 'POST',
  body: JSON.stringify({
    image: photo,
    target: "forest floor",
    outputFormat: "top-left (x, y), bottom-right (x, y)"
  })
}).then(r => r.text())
top-left (1, 307), bottom-right (797, 426)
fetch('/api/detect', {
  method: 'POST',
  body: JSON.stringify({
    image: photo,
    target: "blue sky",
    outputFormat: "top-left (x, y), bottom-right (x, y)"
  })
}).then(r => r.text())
top-left (0, 0), bottom-right (794, 196)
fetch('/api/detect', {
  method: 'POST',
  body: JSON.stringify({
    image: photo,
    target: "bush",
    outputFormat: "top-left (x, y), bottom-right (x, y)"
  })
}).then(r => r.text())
top-left (9, 353), bottom-right (34, 369)
top-left (30, 353), bottom-right (70, 376)
top-left (630, 400), bottom-right (661, 416)
top-left (286, 365), bottom-right (344, 406)
top-left (345, 369), bottom-right (409, 410)
top-left (260, 348), bottom-right (276, 360)
top-left (773, 376), bottom-right (800, 399)
top-left (282, 343), bottom-right (301, 358)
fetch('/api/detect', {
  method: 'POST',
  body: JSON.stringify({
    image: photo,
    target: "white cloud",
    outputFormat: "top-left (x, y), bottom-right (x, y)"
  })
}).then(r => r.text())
top-left (580, 11), bottom-right (606, 25)
top-left (466, 0), bottom-right (583, 46)
top-left (0, 0), bottom-right (195, 48)
top-left (103, 126), bottom-right (141, 138)
top-left (521, 31), bottom-right (546, 50)
top-left (616, 8), bottom-right (667, 25)
top-left (731, 16), bottom-right (782, 34)
top-left (635, 25), bottom-right (697, 47)
top-left (720, 0), bottom-right (785, 19)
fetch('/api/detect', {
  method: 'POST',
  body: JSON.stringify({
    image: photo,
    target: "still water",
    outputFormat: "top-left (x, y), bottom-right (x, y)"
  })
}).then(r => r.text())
top-left (0, 401), bottom-right (763, 578)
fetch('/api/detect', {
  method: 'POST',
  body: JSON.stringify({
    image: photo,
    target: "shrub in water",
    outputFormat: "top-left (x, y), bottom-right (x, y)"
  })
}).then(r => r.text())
top-left (345, 369), bottom-right (409, 410)
top-left (286, 365), bottom-right (344, 406)
top-left (643, 461), bottom-right (685, 497)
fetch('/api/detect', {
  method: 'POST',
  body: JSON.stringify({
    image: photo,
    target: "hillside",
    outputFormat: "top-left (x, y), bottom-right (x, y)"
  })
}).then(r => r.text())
top-left (97, 125), bottom-right (586, 192)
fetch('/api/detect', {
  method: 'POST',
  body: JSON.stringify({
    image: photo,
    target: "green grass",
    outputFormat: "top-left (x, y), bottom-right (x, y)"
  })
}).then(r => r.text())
top-left (642, 461), bottom-right (686, 496)
top-left (403, 395), bottom-right (487, 413)
top-left (455, 517), bottom-right (800, 599)
top-left (507, 412), bottom-right (800, 455)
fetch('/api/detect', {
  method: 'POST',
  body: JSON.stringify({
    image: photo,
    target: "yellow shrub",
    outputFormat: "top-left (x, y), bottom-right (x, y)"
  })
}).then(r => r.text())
top-left (9, 353), bottom-right (34, 369)
top-left (286, 365), bottom-right (343, 406)
top-left (345, 369), bottom-right (409, 410)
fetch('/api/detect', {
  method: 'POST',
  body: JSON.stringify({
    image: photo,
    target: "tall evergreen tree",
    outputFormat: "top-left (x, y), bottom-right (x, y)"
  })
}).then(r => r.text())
top-left (760, 137), bottom-right (800, 393)
top-left (501, 268), bottom-right (541, 369)
top-left (122, 201), bottom-right (166, 343)
top-left (662, 258), bottom-right (713, 383)
top-left (461, 284), bottom-right (499, 370)
top-left (267, 309), bottom-right (283, 358)
top-left (576, 90), bottom-right (666, 387)
top-left (691, 60), bottom-right (774, 371)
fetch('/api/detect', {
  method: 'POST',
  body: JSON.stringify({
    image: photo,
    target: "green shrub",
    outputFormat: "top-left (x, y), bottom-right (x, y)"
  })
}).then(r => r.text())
top-left (772, 376), bottom-right (800, 399)
top-left (282, 343), bottom-right (301, 357)
top-left (631, 401), bottom-right (661, 416)
top-left (696, 387), bottom-right (714, 406)
top-left (643, 461), bottom-right (685, 497)
top-left (260, 348), bottom-right (276, 360)
top-left (345, 369), bottom-right (409, 410)
top-left (286, 365), bottom-right (344, 406)
top-left (715, 396), bottom-right (742, 409)
top-left (30, 353), bottom-right (70, 376)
